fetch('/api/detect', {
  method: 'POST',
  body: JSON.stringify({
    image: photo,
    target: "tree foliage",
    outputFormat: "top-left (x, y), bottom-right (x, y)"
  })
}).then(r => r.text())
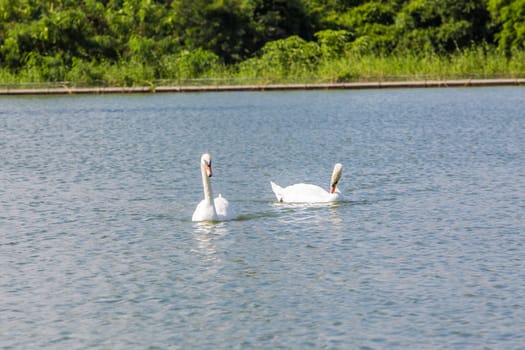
top-left (488, 0), bottom-right (525, 54)
top-left (0, 0), bottom-right (523, 84)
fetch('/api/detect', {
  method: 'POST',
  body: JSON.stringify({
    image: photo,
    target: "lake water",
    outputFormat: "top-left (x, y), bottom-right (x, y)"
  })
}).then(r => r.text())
top-left (1, 87), bottom-right (524, 349)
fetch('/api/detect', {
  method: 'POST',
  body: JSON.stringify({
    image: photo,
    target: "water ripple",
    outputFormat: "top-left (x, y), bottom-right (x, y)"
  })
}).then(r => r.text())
top-left (1, 88), bottom-right (524, 349)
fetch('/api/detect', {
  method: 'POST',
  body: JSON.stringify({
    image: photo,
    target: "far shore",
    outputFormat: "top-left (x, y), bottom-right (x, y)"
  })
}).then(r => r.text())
top-left (1, 78), bottom-right (524, 95)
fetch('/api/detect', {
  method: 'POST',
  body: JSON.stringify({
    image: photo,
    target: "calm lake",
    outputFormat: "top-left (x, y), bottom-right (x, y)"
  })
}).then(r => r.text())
top-left (1, 87), bottom-right (524, 349)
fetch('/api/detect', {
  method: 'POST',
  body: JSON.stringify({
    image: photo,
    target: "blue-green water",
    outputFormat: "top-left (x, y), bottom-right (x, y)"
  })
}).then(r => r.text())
top-left (1, 87), bottom-right (524, 349)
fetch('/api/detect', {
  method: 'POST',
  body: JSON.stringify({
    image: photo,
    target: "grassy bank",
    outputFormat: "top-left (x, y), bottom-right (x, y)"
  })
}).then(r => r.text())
top-left (1, 48), bottom-right (524, 89)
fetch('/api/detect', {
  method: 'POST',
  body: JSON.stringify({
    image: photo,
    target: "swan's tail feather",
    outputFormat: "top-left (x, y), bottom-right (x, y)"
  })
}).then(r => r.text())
top-left (270, 181), bottom-right (284, 202)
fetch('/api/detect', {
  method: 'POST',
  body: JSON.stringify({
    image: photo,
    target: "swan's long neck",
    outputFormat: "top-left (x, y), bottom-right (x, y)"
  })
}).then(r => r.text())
top-left (330, 163), bottom-right (343, 193)
top-left (201, 163), bottom-right (215, 205)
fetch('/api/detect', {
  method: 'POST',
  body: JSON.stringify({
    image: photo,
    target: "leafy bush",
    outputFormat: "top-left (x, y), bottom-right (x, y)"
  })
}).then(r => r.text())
top-left (159, 49), bottom-right (222, 80)
top-left (66, 58), bottom-right (106, 85)
top-left (315, 29), bottom-right (353, 59)
top-left (256, 35), bottom-right (320, 77)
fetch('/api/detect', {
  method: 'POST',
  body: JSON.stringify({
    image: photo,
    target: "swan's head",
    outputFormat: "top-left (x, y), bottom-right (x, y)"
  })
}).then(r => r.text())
top-left (330, 163), bottom-right (343, 193)
top-left (201, 153), bottom-right (213, 177)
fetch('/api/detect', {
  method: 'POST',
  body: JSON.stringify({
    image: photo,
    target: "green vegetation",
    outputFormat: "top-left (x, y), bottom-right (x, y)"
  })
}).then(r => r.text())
top-left (1, 0), bottom-right (524, 87)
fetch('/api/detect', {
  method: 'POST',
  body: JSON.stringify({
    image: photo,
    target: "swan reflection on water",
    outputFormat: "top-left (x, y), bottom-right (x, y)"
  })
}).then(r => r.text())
top-left (270, 200), bottom-right (344, 220)
top-left (191, 221), bottom-right (229, 263)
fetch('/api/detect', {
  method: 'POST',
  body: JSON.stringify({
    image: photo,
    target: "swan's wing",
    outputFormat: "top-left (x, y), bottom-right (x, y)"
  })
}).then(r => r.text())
top-left (270, 181), bottom-right (284, 202)
top-left (214, 194), bottom-right (236, 220)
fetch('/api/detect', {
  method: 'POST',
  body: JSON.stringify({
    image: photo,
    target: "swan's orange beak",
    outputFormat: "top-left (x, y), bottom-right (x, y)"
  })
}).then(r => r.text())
top-left (205, 163), bottom-right (213, 177)
top-left (330, 184), bottom-right (336, 193)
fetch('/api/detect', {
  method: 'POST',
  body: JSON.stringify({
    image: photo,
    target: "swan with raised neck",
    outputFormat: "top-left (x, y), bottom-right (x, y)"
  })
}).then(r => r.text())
top-left (192, 153), bottom-right (236, 221)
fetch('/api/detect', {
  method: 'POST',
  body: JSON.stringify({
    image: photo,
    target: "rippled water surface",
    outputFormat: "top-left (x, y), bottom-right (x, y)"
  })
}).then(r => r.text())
top-left (1, 87), bottom-right (524, 349)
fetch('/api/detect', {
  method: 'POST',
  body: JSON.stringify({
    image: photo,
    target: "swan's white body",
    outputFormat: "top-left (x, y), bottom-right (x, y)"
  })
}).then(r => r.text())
top-left (271, 163), bottom-right (343, 203)
top-left (192, 153), bottom-right (236, 222)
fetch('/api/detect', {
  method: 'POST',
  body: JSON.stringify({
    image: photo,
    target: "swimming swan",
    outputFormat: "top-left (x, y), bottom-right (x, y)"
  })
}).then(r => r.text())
top-left (270, 163), bottom-right (343, 203)
top-left (192, 153), bottom-right (236, 222)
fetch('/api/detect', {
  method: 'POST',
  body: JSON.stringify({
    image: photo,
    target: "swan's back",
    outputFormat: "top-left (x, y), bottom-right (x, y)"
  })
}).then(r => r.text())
top-left (271, 182), bottom-right (342, 203)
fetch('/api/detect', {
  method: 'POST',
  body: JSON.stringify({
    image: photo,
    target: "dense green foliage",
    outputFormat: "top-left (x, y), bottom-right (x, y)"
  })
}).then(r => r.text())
top-left (0, 0), bottom-right (524, 86)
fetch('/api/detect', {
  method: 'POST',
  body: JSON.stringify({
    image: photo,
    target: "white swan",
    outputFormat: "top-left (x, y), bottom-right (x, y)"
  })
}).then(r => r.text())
top-left (271, 163), bottom-right (343, 203)
top-left (192, 153), bottom-right (236, 222)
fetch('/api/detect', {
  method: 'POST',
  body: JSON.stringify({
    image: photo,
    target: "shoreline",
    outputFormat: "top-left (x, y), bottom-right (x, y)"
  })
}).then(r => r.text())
top-left (1, 78), bottom-right (524, 95)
